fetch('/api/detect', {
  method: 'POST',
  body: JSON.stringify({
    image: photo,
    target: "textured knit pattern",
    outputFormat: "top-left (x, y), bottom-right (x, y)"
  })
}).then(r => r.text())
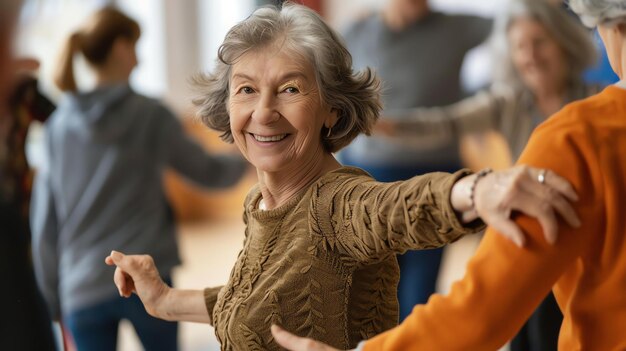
top-left (364, 85), bottom-right (626, 350)
top-left (204, 167), bottom-right (484, 350)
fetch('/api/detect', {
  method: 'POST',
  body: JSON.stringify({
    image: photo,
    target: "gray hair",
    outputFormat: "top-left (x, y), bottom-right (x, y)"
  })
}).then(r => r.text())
top-left (492, 0), bottom-right (597, 90)
top-left (192, 2), bottom-right (381, 153)
top-left (569, 0), bottom-right (626, 27)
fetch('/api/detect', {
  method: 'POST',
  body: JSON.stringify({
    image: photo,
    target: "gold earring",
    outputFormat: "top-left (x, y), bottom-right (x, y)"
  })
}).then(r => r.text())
top-left (326, 125), bottom-right (332, 138)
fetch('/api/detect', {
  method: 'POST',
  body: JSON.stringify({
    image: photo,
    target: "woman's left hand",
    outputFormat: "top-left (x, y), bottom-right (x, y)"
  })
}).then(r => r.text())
top-left (271, 325), bottom-right (349, 351)
top-left (467, 165), bottom-right (581, 247)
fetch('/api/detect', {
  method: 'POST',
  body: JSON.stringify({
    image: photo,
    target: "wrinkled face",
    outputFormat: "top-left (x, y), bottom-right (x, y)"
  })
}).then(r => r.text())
top-left (228, 46), bottom-right (334, 173)
top-left (508, 16), bottom-right (568, 93)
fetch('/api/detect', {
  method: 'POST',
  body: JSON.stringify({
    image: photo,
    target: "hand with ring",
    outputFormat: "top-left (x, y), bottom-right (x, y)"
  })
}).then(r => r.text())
top-left (537, 169), bottom-right (547, 184)
top-left (471, 165), bottom-right (581, 246)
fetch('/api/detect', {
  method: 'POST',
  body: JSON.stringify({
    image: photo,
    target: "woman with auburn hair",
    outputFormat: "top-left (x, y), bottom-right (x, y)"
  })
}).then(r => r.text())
top-left (273, 0), bottom-right (626, 349)
top-left (106, 3), bottom-right (581, 350)
top-left (30, 6), bottom-right (246, 350)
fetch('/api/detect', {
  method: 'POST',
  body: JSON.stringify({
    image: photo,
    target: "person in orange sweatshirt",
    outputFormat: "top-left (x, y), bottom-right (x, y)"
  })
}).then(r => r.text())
top-left (271, 0), bottom-right (626, 349)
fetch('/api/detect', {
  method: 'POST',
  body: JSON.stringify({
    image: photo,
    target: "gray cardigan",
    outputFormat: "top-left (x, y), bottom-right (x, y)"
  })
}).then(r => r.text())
top-left (30, 84), bottom-right (247, 319)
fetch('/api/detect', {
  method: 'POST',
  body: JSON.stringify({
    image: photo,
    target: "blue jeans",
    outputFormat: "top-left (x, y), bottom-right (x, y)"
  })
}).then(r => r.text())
top-left (64, 278), bottom-right (178, 351)
top-left (340, 157), bottom-right (461, 321)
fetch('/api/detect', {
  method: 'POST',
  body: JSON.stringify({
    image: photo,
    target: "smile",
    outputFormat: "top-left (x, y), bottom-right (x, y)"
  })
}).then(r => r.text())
top-left (250, 133), bottom-right (289, 142)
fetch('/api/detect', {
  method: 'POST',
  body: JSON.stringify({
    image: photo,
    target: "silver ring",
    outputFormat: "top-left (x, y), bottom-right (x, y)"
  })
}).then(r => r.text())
top-left (538, 169), bottom-right (547, 184)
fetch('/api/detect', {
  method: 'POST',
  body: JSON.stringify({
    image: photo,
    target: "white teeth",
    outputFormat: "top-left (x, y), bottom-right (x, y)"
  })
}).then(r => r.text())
top-left (253, 134), bottom-right (287, 142)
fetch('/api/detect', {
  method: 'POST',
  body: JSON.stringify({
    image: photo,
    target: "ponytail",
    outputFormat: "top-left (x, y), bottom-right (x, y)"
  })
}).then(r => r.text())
top-left (53, 7), bottom-right (141, 92)
top-left (54, 32), bottom-right (82, 92)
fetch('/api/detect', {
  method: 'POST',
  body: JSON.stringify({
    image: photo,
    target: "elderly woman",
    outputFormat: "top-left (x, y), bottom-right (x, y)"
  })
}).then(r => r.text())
top-left (375, 1), bottom-right (598, 349)
top-left (376, 0), bottom-right (597, 163)
top-left (106, 3), bottom-right (580, 350)
top-left (273, 0), bottom-right (626, 350)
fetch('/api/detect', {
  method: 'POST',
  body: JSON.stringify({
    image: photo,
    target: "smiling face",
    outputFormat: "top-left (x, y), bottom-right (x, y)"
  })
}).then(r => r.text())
top-left (228, 45), bottom-right (336, 174)
top-left (508, 16), bottom-right (568, 94)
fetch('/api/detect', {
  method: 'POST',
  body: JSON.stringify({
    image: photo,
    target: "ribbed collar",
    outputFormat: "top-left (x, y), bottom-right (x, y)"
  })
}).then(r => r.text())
top-left (245, 166), bottom-right (369, 221)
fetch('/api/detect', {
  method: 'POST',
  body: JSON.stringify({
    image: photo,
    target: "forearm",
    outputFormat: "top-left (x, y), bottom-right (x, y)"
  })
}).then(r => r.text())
top-left (363, 217), bottom-right (583, 350)
top-left (157, 289), bottom-right (211, 323)
top-left (375, 171), bottom-right (479, 248)
top-left (393, 93), bottom-right (496, 137)
top-left (338, 170), bottom-right (484, 262)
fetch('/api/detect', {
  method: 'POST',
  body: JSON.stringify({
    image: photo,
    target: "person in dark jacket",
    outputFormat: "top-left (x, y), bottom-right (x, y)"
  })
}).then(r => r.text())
top-left (0, 1), bottom-right (57, 350)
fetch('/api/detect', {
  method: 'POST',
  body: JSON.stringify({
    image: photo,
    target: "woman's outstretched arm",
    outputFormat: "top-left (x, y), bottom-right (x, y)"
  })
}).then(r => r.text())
top-left (318, 165), bottom-right (579, 266)
top-left (105, 251), bottom-right (214, 324)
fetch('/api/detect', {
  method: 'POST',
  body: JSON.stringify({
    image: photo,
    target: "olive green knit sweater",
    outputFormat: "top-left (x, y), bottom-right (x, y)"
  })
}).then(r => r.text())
top-left (204, 166), bottom-right (484, 350)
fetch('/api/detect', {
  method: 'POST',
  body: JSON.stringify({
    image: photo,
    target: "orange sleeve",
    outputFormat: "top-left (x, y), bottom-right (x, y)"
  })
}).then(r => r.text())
top-left (363, 108), bottom-right (603, 350)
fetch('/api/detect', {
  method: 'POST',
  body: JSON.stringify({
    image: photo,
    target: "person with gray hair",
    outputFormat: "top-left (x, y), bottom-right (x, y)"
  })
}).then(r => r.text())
top-left (339, 0), bottom-right (493, 321)
top-left (271, 0), bottom-right (626, 349)
top-left (375, 1), bottom-right (598, 349)
top-left (377, 0), bottom-right (597, 161)
top-left (571, 0), bottom-right (626, 26)
top-left (105, 3), bottom-right (580, 350)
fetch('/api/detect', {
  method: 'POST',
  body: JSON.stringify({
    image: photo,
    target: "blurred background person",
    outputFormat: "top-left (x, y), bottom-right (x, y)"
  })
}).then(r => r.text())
top-left (374, 0), bottom-right (598, 349)
top-left (30, 7), bottom-right (247, 351)
top-left (338, 0), bottom-right (493, 320)
top-left (1, 1), bottom-right (57, 350)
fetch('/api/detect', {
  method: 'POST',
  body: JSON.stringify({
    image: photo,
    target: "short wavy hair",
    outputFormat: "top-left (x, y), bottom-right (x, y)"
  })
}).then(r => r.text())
top-left (192, 2), bottom-right (381, 153)
top-left (492, 0), bottom-right (597, 90)
top-left (569, 0), bottom-right (626, 27)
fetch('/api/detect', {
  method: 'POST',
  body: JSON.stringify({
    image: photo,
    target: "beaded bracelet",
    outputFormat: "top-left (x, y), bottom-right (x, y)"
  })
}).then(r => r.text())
top-left (469, 168), bottom-right (493, 211)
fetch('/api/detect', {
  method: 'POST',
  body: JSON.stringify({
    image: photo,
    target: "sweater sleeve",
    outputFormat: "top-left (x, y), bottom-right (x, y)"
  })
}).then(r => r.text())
top-left (157, 104), bottom-right (247, 189)
top-left (30, 165), bottom-right (61, 320)
top-left (389, 90), bottom-right (506, 144)
top-left (362, 108), bottom-right (602, 350)
top-left (203, 286), bottom-right (223, 326)
top-left (314, 169), bottom-right (485, 266)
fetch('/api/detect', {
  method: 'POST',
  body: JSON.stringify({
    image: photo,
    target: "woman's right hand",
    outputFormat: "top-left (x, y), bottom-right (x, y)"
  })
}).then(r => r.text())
top-left (105, 250), bottom-right (170, 319)
top-left (473, 166), bottom-right (580, 246)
